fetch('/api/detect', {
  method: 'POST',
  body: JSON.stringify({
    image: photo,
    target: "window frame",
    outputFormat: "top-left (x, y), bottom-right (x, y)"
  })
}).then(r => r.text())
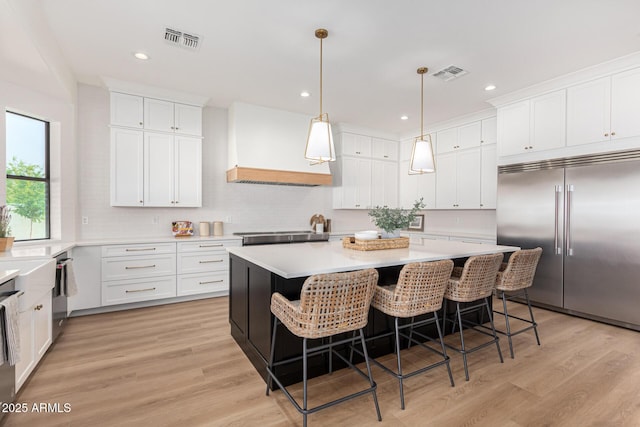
top-left (5, 111), bottom-right (51, 242)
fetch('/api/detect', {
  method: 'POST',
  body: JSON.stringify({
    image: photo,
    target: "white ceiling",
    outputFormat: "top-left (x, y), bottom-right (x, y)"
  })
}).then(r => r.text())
top-left (10, 1), bottom-right (640, 134)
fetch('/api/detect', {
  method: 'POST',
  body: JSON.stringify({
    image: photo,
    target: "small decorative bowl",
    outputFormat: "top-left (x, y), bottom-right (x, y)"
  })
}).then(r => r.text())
top-left (354, 230), bottom-right (379, 240)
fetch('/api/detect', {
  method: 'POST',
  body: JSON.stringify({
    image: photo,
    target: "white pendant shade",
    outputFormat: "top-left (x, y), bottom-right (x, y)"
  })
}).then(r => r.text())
top-left (409, 135), bottom-right (435, 174)
top-left (305, 114), bottom-right (335, 163)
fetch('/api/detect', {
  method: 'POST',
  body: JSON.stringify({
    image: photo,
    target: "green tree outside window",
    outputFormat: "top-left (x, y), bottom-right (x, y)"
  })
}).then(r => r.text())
top-left (6, 157), bottom-right (46, 239)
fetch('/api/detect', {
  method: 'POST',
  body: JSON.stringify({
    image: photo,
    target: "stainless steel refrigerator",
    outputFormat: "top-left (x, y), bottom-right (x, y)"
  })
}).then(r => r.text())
top-left (497, 150), bottom-right (640, 330)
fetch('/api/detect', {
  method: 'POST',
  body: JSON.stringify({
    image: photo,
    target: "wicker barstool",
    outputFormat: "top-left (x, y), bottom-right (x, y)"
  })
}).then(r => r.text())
top-left (368, 260), bottom-right (455, 409)
top-left (494, 247), bottom-right (543, 358)
top-left (442, 253), bottom-right (504, 381)
top-left (265, 268), bottom-right (381, 427)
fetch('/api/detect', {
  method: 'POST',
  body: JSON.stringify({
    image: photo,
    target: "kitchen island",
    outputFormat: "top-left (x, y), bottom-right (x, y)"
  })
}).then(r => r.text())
top-left (228, 239), bottom-right (519, 386)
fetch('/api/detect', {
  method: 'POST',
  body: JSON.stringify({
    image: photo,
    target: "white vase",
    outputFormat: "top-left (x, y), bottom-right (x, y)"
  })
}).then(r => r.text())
top-left (381, 229), bottom-right (401, 239)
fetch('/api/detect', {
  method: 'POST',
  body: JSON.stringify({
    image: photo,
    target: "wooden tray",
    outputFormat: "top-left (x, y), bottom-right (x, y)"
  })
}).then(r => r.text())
top-left (342, 236), bottom-right (409, 251)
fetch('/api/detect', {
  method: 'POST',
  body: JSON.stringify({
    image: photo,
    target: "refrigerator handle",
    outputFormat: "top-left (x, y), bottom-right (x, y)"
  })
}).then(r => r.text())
top-left (554, 185), bottom-right (562, 255)
top-left (566, 184), bottom-right (574, 256)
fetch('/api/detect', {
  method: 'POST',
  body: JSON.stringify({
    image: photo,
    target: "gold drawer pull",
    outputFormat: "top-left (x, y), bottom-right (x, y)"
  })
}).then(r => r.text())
top-left (34, 304), bottom-right (43, 311)
top-left (125, 287), bottom-right (156, 293)
top-left (125, 248), bottom-right (156, 252)
top-left (199, 279), bottom-right (224, 285)
top-left (199, 260), bottom-right (224, 264)
top-left (199, 244), bottom-right (223, 248)
top-left (125, 264), bottom-right (156, 269)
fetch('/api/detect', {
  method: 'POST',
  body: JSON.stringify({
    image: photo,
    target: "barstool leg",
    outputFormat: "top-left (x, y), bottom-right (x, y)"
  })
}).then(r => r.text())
top-left (442, 300), bottom-right (448, 335)
top-left (303, 337), bottom-right (308, 427)
top-left (501, 291), bottom-right (515, 359)
top-left (456, 302), bottom-right (470, 381)
top-left (394, 317), bottom-right (405, 410)
top-left (407, 316), bottom-right (415, 349)
top-left (359, 329), bottom-right (382, 421)
top-left (524, 288), bottom-right (541, 346)
top-left (484, 297), bottom-right (504, 364)
top-left (266, 316), bottom-right (278, 396)
top-left (434, 311), bottom-right (454, 387)
top-left (328, 335), bottom-right (333, 374)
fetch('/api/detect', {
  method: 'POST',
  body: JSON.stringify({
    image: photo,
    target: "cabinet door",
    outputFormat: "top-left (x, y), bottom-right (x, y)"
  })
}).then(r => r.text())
top-left (566, 77), bottom-right (611, 146)
top-left (611, 67), bottom-right (640, 140)
top-left (110, 92), bottom-right (143, 128)
top-left (341, 133), bottom-right (372, 157)
top-left (110, 128), bottom-right (144, 207)
top-left (457, 121), bottom-right (482, 150)
top-left (436, 127), bottom-right (458, 154)
top-left (529, 89), bottom-right (566, 152)
top-left (435, 152), bottom-right (457, 208)
top-left (456, 148), bottom-right (481, 209)
top-left (416, 170), bottom-right (436, 209)
top-left (497, 100), bottom-right (530, 157)
top-left (481, 116), bottom-right (497, 145)
top-left (174, 136), bottom-right (202, 207)
top-left (15, 309), bottom-right (34, 391)
top-left (144, 98), bottom-right (175, 133)
top-left (371, 160), bottom-right (398, 208)
top-left (144, 133), bottom-right (175, 207)
top-left (34, 291), bottom-right (52, 360)
top-left (341, 157), bottom-right (371, 209)
top-left (480, 144), bottom-right (497, 209)
top-left (68, 246), bottom-right (102, 311)
top-left (372, 138), bottom-right (398, 161)
top-left (398, 160), bottom-right (419, 209)
top-left (174, 103), bottom-right (202, 136)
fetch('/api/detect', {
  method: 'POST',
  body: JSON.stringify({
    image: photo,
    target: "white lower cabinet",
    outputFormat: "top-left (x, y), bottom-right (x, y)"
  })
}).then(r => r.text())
top-left (101, 243), bottom-right (177, 306)
top-left (16, 290), bottom-right (52, 391)
top-left (177, 240), bottom-right (240, 297)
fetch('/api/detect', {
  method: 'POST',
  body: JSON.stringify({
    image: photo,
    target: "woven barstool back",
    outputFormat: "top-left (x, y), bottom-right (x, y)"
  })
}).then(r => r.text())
top-left (496, 247), bottom-right (542, 292)
top-left (270, 268), bottom-right (379, 339)
top-left (372, 260), bottom-right (454, 318)
top-left (444, 253), bottom-right (503, 302)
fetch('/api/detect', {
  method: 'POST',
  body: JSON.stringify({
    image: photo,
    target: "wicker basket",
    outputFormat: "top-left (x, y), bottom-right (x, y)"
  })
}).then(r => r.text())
top-left (342, 236), bottom-right (409, 251)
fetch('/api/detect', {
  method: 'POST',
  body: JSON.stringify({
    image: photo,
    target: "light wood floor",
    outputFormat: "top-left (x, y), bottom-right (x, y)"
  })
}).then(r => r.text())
top-left (5, 297), bottom-right (640, 427)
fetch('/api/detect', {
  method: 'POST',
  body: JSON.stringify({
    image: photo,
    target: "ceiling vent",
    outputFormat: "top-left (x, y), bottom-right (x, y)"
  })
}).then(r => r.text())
top-left (164, 27), bottom-right (201, 51)
top-left (433, 65), bottom-right (468, 82)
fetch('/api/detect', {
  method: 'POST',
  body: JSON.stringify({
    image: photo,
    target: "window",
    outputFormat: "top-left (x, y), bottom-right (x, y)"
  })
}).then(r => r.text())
top-left (5, 111), bottom-right (50, 241)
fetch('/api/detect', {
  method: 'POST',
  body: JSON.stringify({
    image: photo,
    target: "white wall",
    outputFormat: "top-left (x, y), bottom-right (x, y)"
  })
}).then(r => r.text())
top-left (76, 83), bottom-right (496, 239)
top-left (0, 79), bottom-right (77, 241)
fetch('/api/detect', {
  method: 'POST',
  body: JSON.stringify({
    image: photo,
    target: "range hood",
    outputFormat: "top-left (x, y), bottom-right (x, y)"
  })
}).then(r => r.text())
top-left (227, 102), bottom-right (332, 186)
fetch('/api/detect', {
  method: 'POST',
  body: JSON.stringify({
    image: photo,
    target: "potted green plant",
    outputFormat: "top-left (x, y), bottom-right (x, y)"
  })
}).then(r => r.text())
top-left (368, 198), bottom-right (425, 238)
top-left (0, 206), bottom-right (13, 251)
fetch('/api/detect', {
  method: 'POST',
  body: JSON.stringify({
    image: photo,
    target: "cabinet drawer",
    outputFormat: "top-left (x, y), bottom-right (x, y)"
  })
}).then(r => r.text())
top-left (102, 276), bottom-right (176, 306)
top-left (102, 243), bottom-right (176, 257)
top-left (177, 240), bottom-right (241, 253)
top-left (177, 271), bottom-right (228, 296)
top-left (102, 254), bottom-right (176, 281)
top-left (178, 252), bottom-right (228, 274)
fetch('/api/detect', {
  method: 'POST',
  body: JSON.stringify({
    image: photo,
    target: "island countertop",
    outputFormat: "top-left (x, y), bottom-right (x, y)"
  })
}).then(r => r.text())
top-left (227, 239), bottom-right (520, 279)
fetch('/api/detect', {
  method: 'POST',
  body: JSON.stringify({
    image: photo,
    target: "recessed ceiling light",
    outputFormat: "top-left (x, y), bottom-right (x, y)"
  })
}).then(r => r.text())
top-left (484, 84), bottom-right (496, 91)
top-left (134, 52), bottom-right (149, 60)
top-left (300, 91), bottom-right (311, 97)
top-left (400, 115), bottom-right (409, 120)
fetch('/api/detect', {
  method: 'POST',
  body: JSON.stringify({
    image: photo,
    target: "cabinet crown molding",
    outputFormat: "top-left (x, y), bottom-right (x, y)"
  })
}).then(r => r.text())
top-left (102, 76), bottom-right (209, 106)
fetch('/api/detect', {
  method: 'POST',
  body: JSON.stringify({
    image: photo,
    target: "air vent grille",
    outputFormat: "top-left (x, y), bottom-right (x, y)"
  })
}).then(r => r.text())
top-left (433, 65), bottom-right (468, 81)
top-left (164, 27), bottom-right (201, 51)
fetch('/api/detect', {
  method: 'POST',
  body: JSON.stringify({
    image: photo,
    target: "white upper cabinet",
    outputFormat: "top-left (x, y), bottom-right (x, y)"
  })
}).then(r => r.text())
top-left (340, 133), bottom-right (372, 157)
top-left (174, 136), bottom-right (202, 207)
top-left (480, 144), bottom-right (497, 209)
top-left (110, 92), bottom-right (144, 128)
top-left (339, 157), bottom-right (372, 209)
top-left (610, 67), bottom-right (640, 140)
top-left (110, 128), bottom-right (144, 207)
top-left (144, 98), bottom-right (202, 136)
top-left (529, 89), bottom-right (566, 152)
top-left (435, 148), bottom-right (481, 209)
top-left (399, 160), bottom-right (436, 209)
top-left (436, 127), bottom-right (458, 154)
top-left (371, 160), bottom-right (398, 208)
top-left (497, 100), bottom-right (530, 157)
top-left (481, 116), bottom-right (497, 145)
top-left (371, 138), bottom-right (398, 161)
top-left (566, 77), bottom-right (611, 146)
top-left (457, 121), bottom-right (482, 150)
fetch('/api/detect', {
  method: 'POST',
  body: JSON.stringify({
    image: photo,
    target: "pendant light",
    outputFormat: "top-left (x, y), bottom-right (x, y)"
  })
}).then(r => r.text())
top-left (409, 67), bottom-right (435, 174)
top-left (305, 28), bottom-right (336, 164)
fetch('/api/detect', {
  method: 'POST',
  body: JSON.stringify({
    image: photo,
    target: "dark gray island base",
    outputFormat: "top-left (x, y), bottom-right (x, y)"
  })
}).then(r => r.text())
top-left (228, 240), bottom-right (519, 387)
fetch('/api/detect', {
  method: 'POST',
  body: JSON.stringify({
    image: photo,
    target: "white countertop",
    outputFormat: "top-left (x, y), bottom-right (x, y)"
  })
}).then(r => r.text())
top-left (0, 269), bottom-right (20, 283)
top-left (227, 239), bottom-right (519, 279)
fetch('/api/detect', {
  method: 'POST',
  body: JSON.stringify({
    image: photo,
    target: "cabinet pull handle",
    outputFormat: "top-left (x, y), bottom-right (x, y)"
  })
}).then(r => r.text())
top-left (139, 200), bottom-right (143, 204)
top-left (611, 131), bottom-right (616, 136)
top-left (34, 304), bottom-right (43, 311)
top-left (125, 264), bottom-right (156, 269)
top-left (125, 287), bottom-right (156, 293)
top-left (355, 151), bottom-right (361, 154)
top-left (199, 259), bottom-right (224, 264)
top-left (139, 122), bottom-right (143, 126)
top-left (199, 244), bottom-right (223, 248)
top-left (604, 133), bottom-right (609, 137)
top-left (125, 248), bottom-right (156, 252)
top-left (383, 155), bottom-right (388, 158)
top-left (199, 279), bottom-right (224, 285)
top-left (171, 126), bottom-right (175, 130)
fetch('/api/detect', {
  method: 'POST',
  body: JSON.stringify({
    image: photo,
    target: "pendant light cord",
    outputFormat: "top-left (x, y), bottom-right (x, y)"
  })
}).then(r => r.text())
top-left (319, 36), bottom-right (323, 115)
top-left (420, 71), bottom-right (424, 137)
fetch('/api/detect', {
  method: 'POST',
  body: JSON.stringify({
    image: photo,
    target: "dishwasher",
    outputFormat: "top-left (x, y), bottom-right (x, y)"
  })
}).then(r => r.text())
top-left (53, 252), bottom-right (72, 341)
top-left (0, 278), bottom-right (19, 419)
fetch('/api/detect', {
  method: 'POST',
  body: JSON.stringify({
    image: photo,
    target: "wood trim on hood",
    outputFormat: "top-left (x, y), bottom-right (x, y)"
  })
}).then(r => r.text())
top-left (226, 166), bottom-right (332, 186)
